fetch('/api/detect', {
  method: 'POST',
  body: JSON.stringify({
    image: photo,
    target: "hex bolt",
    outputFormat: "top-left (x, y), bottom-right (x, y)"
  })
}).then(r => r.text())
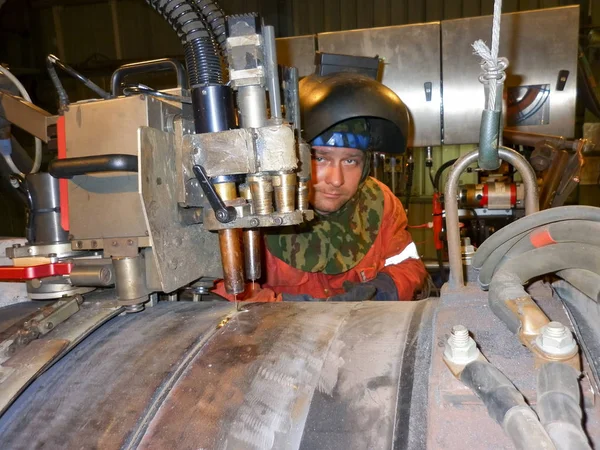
top-left (536, 321), bottom-right (577, 357)
top-left (444, 324), bottom-right (480, 365)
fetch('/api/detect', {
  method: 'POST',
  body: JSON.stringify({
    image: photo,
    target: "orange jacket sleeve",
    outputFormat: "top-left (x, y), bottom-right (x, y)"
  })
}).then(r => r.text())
top-left (376, 182), bottom-right (428, 300)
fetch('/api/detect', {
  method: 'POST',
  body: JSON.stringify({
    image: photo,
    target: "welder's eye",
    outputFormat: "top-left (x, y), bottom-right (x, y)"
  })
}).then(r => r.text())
top-left (344, 159), bottom-right (359, 165)
top-left (314, 156), bottom-right (326, 163)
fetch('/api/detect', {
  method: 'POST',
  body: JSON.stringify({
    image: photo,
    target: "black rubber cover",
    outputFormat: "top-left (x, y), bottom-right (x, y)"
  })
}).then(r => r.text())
top-left (49, 154), bottom-right (138, 179)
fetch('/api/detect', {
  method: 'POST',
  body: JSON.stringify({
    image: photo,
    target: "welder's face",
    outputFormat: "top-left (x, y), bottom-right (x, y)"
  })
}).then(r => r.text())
top-left (309, 146), bottom-right (365, 215)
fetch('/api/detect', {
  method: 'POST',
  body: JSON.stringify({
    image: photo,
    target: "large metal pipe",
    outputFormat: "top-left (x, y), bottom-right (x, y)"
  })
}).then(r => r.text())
top-left (445, 147), bottom-right (539, 288)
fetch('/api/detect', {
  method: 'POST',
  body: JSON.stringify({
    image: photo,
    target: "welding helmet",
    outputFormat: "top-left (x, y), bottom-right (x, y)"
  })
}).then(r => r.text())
top-left (299, 72), bottom-right (410, 155)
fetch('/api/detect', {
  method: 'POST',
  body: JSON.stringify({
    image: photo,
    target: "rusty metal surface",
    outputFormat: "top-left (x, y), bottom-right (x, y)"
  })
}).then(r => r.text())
top-left (0, 301), bottom-right (235, 449)
top-left (428, 282), bottom-right (600, 448)
top-left (140, 126), bottom-right (223, 291)
top-left (0, 339), bottom-right (68, 416)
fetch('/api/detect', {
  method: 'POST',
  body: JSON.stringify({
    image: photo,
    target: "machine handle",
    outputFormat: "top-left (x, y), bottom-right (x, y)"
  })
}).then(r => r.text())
top-left (49, 154), bottom-right (138, 179)
top-left (0, 262), bottom-right (73, 281)
top-left (110, 58), bottom-right (188, 96)
top-left (192, 165), bottom-right (237, 224)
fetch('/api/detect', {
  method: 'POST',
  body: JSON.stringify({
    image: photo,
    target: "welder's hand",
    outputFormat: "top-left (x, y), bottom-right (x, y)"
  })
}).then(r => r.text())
top-left (327, 282), bottom-right (377, 301)
top-left (337, 273), bottom-right (398, 301)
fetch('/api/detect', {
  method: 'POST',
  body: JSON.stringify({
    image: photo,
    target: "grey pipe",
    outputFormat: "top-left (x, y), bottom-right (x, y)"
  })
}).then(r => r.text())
top-left (263, 25), bottom-right (282, 120)
top-left (473, 206), bottom-right (600, 270)
top-left (478, 220), bottom-right (600, 288)
top-left (445, 147), bottom-right (539, 287)
top-left (460, 360), bottom-right (556, 450)
top-left (537, 362), bottom-right (591, 450)
top-left (489, 243), bottom-right (600, 333)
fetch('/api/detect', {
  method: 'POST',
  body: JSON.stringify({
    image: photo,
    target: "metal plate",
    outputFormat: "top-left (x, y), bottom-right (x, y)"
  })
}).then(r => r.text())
top-left (276, 35), bottom-right (316, 78)
top-left (65, 96), bottom-right (180, 241)
top-left (140, 127), bottom-right (223, 292)
top-left (442, 6), bottom-right (579, 145)
top-left (318, 22), bottom-right (442, 148)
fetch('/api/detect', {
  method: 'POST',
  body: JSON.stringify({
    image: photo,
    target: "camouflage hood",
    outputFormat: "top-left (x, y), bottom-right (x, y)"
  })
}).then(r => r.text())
top-left (265, 177), bottom-right (384, 274)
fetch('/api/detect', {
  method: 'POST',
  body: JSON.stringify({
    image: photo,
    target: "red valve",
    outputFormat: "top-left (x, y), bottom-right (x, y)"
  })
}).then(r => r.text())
top-left (0, 262), bottom-right (73, 281)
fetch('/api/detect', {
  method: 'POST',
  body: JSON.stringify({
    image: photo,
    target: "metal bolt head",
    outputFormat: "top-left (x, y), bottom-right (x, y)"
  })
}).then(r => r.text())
top-left (127, 239), bottom-right (134, 246)
top-left (444, 325), bottom-right (480, 365)
top-left (249, 218), bottom-right (260, 228)
top-left (75, 241), bottom-right (83, 249)
top-left (112, 240), bottom-right (119, 247)
top-left (536, 321), bottom-right (577, 356)
top-left (45, 322), bottom-right (54, 330)
top-left (91, 240), bottom-right (98, 248)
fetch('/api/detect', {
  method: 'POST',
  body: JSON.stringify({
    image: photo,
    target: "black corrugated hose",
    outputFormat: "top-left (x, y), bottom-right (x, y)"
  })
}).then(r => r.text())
top-left (145, 0), bottom-right (223, 86)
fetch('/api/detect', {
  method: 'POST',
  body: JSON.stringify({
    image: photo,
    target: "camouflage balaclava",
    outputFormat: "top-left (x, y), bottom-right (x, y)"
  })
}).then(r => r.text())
top-left (265, 118), bottom-right (384, 274)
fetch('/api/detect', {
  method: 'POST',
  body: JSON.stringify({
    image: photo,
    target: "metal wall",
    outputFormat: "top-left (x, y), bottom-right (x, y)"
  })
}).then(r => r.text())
top-left (10, 0), bottom-right (589, 69)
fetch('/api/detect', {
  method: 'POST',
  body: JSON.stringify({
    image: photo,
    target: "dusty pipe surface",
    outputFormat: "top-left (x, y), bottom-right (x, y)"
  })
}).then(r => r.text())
top-left (215, 182), bottom-right (245, 294)
top-left (445, 147), bottom-right (539, 287)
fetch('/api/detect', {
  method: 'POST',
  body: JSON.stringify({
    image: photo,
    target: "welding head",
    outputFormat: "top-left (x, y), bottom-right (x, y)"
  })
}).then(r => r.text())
top-left (299, 72), bottom-right (410, 155)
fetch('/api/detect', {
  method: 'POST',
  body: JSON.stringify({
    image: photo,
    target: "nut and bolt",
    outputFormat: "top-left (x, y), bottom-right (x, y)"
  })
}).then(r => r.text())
top-left (75, 241), bottom-right (83, 249)
top-left (45, 322), bottom-right (54, 330)
top-left (536, 321), bottom-right (577, 357)
top-left (443, 325), bottom-right (480, 365)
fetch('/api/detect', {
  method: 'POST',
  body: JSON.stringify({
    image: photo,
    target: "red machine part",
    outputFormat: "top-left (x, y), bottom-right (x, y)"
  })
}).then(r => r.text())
top-left (57, 115), bottom-right (70, 232)
top-left (432, 192), bottom-right (444, 251)
top-left (0, 262), bottom-right (73, 281)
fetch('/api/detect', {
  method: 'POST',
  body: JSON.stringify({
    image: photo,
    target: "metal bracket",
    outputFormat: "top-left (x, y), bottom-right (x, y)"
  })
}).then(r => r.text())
top-left (192, 165), bottom-right (237, 224)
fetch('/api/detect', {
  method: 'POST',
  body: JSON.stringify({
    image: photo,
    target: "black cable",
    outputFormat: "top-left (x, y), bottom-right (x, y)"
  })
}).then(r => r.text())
top-left (404, 158), bottom-right (414, 212)
top-left (428, 166), bottom-right (436, 192)
top-left (47, 54), bottom-right (111, 101)
top-left (122, 83), bottom-right (192, 104)
top-left (433, 158), bottom-right (458, 193)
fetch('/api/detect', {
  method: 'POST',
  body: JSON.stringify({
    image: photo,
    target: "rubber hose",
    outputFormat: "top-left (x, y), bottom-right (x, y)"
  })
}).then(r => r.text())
top-left (477, 231), bottom-right (530, 290)
top-left (460, 360), bottom-right (555, 450)
top-left (146, 0), bottom-right (223, 85)
top-left (433, 158), bottom-right (457, 193)
top-left (489, 243), bottom-right (600, 333)
top-left (184, 36), bottom-right (223, 85)
top-left (473, 206), bottom-right (600, 269)
top-left (47, 54), bottom-right (110, 100)
top-left (189, 0), bottom-right (227, 50)
top-left (537, 362), bottom-right (592, 450)
top-left (556, 269), bottom-right (600, 303)
top-left (479, 220), bottom-right (600, 287)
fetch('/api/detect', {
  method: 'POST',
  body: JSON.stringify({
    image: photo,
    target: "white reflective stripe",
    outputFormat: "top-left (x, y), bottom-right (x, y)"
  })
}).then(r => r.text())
top-left (384, 242), bottom-right (420, 267)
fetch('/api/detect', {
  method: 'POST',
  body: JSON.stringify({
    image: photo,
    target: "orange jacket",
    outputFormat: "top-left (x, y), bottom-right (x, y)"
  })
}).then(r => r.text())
top-left (213, 179), bottom-right (427, 301)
